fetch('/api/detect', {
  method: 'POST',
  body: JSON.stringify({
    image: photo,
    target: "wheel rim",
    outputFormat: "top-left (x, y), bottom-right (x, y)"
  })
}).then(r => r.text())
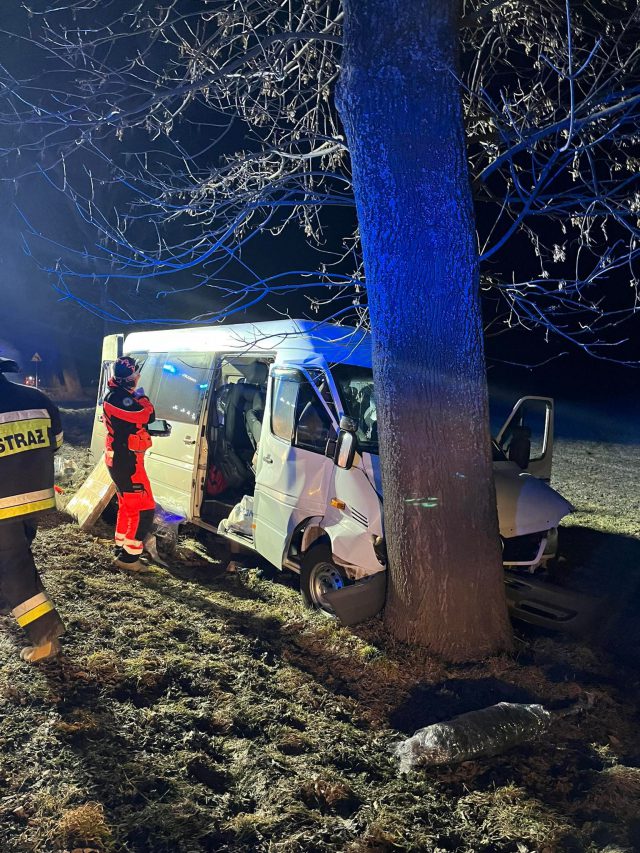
top-left (309, 561), bottom-right (344, 608)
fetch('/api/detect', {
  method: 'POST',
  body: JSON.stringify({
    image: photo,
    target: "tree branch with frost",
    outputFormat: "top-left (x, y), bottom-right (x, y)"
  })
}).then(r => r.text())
top-left (1, 0), bottom-right (639, 360)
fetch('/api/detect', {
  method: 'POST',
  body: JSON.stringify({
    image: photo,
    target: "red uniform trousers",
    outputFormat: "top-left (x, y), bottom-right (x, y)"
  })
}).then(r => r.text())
top-left (109, 452), bottom-right (155, 562)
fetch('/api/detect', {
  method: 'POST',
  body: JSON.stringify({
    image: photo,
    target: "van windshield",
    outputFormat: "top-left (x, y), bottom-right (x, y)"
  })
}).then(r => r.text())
top-left (331, 364), bottom-right (378, 455)
top-left (331, 366), bottom-right (509, 462)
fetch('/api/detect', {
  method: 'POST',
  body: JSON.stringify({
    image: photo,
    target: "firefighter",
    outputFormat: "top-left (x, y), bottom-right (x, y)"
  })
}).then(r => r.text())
top-left (0, 356), bottom-right (66, 663)
top-left (103, 356), bottom-right (156, 572)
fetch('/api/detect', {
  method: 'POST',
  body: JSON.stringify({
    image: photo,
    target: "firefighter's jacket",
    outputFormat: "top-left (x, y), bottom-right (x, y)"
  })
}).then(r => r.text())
top-left (0, 374), bottom-right (63, 522)
top-left (103, 382), bottom-right (155, 487)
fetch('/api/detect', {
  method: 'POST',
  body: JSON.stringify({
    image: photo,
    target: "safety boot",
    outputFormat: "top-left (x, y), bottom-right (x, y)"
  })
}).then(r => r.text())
top-left (114, 556), bottom-right (149, 573)
top-left (20, 638), bottom-right (61, 663)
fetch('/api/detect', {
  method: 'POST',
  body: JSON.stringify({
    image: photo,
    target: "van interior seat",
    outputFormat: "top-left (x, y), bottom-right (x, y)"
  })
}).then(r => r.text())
top-left (245, 388), bottom-right (266, 448)
top-left (223, 361), bottom-right (269, 461)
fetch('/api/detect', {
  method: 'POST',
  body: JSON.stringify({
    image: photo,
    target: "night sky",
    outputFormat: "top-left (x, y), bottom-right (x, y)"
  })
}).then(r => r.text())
top-left (0, 1), bottom-right (637, 407)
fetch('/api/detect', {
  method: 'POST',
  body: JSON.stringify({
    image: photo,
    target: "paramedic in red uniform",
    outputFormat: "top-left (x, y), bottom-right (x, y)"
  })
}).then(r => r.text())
top-left (0, 356), bottom-right (66, 663)
top-left (103, 356), bottom-right (156, 572)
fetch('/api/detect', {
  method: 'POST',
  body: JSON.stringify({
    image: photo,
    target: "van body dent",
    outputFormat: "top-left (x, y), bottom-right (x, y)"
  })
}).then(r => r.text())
top-left (91, 321), bottom-right (573, 627)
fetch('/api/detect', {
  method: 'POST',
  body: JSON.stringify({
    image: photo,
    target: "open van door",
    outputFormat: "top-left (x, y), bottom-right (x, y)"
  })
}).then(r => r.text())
top-left (253, 366), bottom-right (337, 569)
top-left (496, 396), bottom-right (554, 481)
top-left (90, 334), bottom-right (124, 461)
top-left (143, 352), bottom-right (215, 518)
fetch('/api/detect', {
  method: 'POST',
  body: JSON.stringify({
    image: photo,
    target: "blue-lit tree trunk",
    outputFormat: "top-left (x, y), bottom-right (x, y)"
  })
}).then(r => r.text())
top-left (337, 0), bottom-right (512, 659)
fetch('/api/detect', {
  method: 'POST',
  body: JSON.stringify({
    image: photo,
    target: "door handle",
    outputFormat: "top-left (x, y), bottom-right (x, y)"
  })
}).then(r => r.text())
top-left (184, 436), bottom-right (197, 445)
top-left (263, 454), bottom-right (273, 464)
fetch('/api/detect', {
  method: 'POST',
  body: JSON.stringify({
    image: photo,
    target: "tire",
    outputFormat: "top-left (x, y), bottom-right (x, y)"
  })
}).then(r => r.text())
top-left (300, 544), bottom-right (347, 615)
top-left (155, 527), bottom-right (179, 560)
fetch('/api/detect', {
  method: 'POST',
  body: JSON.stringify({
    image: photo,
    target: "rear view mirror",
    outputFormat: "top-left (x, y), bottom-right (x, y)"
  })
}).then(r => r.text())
top-left (147, 419), bottom-right (172, 437)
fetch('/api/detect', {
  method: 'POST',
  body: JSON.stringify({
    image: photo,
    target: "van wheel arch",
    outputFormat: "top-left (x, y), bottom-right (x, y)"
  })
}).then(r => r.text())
top-left (300, 543), bottom-right (347, 614)
top-left (298, 521), bottom-right (329, 556)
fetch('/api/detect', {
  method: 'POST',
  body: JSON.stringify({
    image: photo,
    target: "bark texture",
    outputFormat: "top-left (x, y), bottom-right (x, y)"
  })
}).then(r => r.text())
top-left (337, 0), bottom-right (512, 660)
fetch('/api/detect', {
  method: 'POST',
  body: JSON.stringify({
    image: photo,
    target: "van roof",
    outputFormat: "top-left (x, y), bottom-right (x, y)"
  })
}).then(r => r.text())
top-left (124, 320), bottom-right (372, 368)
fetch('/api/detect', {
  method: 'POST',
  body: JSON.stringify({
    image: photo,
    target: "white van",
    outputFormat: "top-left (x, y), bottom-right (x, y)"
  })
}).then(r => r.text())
top-left (90, 320), bottom-right (574, 628)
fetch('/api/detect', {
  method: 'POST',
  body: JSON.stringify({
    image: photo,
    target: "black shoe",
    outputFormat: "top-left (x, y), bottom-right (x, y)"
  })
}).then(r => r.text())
top-left (114, 556), bottom-right (150, 573)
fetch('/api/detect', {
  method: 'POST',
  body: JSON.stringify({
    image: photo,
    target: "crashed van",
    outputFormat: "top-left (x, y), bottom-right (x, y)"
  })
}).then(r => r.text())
top-left (90, 320), bottom-right (573, 628)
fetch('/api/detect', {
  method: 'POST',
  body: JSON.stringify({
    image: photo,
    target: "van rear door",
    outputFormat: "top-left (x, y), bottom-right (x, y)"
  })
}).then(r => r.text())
top-left (144, 352), bottom-right (215, 518)
top-left (90, 334), bottom-right (124, 461)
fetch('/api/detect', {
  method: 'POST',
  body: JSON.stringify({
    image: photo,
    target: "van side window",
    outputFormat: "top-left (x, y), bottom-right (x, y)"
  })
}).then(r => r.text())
top-left (294, 382), bottom-right (335, 453)
top-left (154, 353), bottom-right (214, 424)
top-left (270, 375), bottom-right (298, 441)
top-left (135, 353), bottom-right (163, 403)
top-left (97, 360), bottom-right (115, 404)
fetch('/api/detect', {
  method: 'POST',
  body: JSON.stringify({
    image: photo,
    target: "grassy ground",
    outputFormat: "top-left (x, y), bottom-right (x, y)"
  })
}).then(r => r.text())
top-left (0, 416), bottom-right (639, 852)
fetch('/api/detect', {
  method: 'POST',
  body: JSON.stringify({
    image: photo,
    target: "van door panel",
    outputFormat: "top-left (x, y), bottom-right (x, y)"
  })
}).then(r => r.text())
top-left (144, 352), bottom-right (214, 518)
top-left (253, 367), bottom-right (334, 569)
top-left (496, 396), bottom-right (554, 481)
top-left (90, 335), bottom-right (124, 461)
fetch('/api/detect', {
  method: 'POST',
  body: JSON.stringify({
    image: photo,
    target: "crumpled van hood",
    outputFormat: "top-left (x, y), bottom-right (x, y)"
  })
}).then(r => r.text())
top-left (368, 454), bottom-right (572, 538)
top-left (494, 469), bottom-right (573, 537)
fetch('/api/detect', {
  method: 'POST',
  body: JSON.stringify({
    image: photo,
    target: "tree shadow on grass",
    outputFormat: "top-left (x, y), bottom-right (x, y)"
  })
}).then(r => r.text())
top-left (146, 522), bottom-right (640, 721)
top-left (388, 677), bottom-right (541, 735)
top-left (550, 525), bottom-right (640, 667)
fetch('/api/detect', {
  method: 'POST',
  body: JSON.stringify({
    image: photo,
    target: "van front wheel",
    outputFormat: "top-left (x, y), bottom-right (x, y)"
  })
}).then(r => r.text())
top-left (300, 545), bottom-right (347, 614)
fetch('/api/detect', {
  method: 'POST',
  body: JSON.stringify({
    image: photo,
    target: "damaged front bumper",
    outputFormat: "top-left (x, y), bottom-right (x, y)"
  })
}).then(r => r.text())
top-left (322, 564), bottom-right (601, 637)
top-left (504, 572), bottom-right (601, 635)
top-left (323, 570), bottom-right (387, 627)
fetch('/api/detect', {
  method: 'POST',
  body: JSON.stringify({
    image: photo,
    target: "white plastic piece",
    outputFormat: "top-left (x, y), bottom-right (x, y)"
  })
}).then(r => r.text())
top-left (224, 495), bottom-right (254, 536)
top-left (394, 702), bottom-right (552, 773)
top-left (65, 458), bottom-right (116, 530)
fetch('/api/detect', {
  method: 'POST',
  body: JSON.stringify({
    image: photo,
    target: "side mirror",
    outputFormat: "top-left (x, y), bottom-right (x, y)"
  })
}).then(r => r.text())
top-left (339, 415), bottom-right (357, 433)
top-left (507, 425), bottom-right (531, 469)
top-left (147, 419), bottom-right (172, 437)
top-left (335, 430), bottom-right (357, 470)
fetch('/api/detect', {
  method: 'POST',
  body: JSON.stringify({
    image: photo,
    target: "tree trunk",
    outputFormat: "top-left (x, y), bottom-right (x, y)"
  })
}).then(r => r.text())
top-left (336, 0), bottom-right (512, 660)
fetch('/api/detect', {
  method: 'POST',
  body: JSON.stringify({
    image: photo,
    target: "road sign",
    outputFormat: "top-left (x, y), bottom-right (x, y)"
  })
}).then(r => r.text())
top-left (31, 353), bottom-right (42, 362)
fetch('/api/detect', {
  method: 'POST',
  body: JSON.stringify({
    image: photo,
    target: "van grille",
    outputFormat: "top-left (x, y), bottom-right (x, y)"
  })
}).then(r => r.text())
top-left (351, 508), bottom-right (368, 528)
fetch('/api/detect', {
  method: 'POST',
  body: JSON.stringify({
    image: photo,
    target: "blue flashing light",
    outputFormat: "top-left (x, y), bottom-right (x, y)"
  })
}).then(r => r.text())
top-left (154, 508), bottom-right (186, 524)
top-left (162, 363), bottom-right (178, 374)
top-left (198, 383), bottom-right (209, 390)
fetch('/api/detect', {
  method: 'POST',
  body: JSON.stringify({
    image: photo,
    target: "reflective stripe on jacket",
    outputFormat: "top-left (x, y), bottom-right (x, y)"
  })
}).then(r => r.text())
top-left (0, 375), bottom-right (63, 522)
